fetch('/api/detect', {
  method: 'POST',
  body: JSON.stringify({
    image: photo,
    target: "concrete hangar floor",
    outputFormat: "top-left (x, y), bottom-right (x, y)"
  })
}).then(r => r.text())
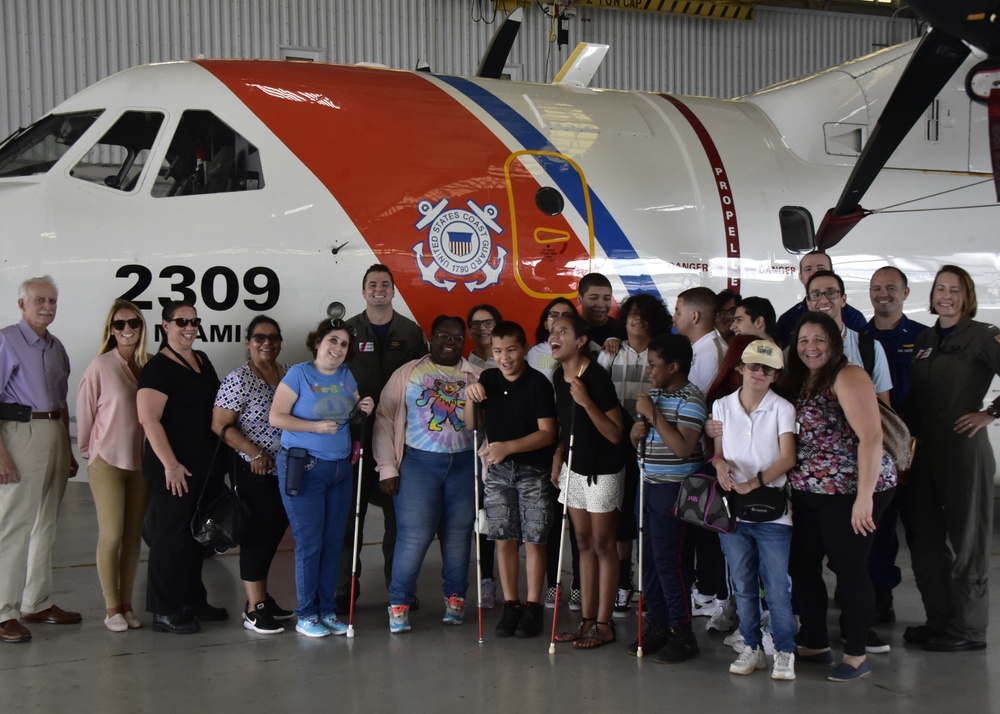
top-left (2, 482), bottom-right (998, 713)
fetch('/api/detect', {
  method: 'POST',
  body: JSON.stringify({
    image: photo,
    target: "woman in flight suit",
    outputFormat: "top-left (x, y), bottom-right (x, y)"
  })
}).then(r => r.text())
top-left (905, 265), bottom-right (1000, 652)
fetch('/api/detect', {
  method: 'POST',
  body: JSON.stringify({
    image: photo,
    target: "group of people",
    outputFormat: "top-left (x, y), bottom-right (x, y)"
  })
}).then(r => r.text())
top-left (0, 254), bottom-right (996, 686)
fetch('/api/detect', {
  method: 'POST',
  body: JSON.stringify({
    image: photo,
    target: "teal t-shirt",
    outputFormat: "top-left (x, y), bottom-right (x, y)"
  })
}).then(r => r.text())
top-left (279, 361), bottom-right (357, 460)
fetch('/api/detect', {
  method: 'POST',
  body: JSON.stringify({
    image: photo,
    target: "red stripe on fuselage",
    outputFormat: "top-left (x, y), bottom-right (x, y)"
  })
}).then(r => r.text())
top-left (659, 94), bottom-right (742, 293)
top-left (197, 60), bottom-right (576, 338)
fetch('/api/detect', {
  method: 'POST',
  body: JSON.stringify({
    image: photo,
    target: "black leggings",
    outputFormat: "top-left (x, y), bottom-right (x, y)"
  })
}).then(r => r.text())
top-left (233, 458), bottom-right (289, 583)
top-left (790, 488), bottom-right (893, 656)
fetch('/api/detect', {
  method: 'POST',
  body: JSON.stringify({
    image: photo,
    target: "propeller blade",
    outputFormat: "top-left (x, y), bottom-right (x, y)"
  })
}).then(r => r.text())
top-left (817, 29), bottom-right (970, 249)
top-left (476, 7), bottom-right (523, 79)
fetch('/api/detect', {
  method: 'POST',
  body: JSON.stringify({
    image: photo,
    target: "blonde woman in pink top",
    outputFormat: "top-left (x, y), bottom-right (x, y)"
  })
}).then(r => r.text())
top-left (76, 299), bottom-right (149, 632)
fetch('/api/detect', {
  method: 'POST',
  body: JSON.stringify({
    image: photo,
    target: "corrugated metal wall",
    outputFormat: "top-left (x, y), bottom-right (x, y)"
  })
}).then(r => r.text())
top-left (1, 0), bottom-right (918, 138)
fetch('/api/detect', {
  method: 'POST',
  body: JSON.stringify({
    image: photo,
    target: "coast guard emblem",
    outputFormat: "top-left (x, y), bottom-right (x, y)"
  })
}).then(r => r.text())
top-left (413, 198), bottom-right (507, 292)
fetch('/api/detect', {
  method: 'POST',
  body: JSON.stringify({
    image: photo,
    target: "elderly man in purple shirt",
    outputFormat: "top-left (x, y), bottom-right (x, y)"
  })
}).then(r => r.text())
top-left (0, 275), bottom-right (80, 643)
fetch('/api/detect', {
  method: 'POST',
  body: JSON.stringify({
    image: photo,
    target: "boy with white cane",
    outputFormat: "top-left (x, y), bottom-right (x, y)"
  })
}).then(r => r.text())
top-left (465, 322), bottom-right (558, 639)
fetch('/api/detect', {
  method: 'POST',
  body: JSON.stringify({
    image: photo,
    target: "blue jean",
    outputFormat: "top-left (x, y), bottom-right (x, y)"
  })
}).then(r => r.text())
top-left (277, 449), bottom-right (352, 619)
top-left (637, 481), bottom-right (693, 631)
top-left (719, 521), bottom-right (796, 653)
top-left (390, 446), bottom-right (475, 605)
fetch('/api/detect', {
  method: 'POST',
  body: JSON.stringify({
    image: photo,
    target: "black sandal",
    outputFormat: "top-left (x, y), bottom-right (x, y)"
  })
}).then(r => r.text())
top-left (554, 616), bottom-right (596, 643)
top-left (573, 620), bottom-right (617, 650)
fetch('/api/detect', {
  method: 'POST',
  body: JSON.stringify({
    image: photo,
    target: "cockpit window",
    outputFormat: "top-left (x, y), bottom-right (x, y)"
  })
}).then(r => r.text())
top-left (70, 111), bottom-right (165, 191)
top-left (154, 110), bottom-right (264, 197)
top-left (0, 111), bottom-right (103, 179)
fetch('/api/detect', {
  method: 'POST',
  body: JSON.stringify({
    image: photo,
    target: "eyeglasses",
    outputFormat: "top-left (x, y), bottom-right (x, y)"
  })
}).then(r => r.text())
top-left (110, 318), bottom-right (143, 331)
top-left (744, 363), bottom-right (777, 376)
top-left (716, 308), bottom-right (736, 319)
top-left (250, 333), bottom-right (282, 344)
top-left (330, 318), bottom-right (357, 337)
top-left (548, 310), bottom-right (574, 320)
top-left (807, 289), bottom-right (842, 301)
top-left (469, 319), bottom-right (496, 330)
top-left (169, 317), bottom-right (202, 328)
top-left (433, 331), bottom-right (465, 343)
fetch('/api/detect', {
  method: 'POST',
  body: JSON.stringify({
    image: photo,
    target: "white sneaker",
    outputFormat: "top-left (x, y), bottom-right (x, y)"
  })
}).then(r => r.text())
top-left (706, 598), bottom-right (737, 632)
top-left (729, 645), bottom-right (767, 675)
top-left (772, 650), bottom-right (796, 681)
top-left (762, 630), bottom-right (776, 656)
top-left (691, 592), bottom-right (718, 617)
top-left (723, 630), bottom-right (746, 653)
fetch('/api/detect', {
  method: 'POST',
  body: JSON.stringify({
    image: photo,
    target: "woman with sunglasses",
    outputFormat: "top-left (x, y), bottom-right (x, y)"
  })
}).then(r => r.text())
top-left (212, 316), bottom-right (293, 634)
top-left (269, 318), bottom-right (374, 638)
top-left (76, 300), bottom-right (149, 632)
top-left (137, 301), bottom-right (226, 634)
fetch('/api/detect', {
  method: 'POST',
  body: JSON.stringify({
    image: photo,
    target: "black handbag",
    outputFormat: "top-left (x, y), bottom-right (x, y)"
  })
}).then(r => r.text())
top-left (731, 484), bottom-right (788, 523)
top-left (674, 471), bottom-right (736, 534)
top-left (191, 425), bottom-right (250, 552)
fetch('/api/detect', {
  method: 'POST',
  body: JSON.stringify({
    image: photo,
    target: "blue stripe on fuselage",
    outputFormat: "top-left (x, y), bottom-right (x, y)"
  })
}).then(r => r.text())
top-left (438, 75), bottom-right (661, 300)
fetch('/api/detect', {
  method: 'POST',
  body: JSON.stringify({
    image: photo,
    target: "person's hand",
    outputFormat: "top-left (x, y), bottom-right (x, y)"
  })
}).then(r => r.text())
top-left (635, 393), bottom-right (655, 422)
top-left (954, 411), bottom-right (993, 438)
top-left (68, 454), bottom-right (79, 478)
top-left (603, 338), bottom-right (622, 357)
top-left (568, 375), bottom-right (592, 408)
top-left (551, 463), bottom-right (563, 489)
top-left (715, 460), bottom-right (735, 491)
top-left (465, 383), bottom-right (486, 403)
top-left (249, 452), bottom-right (273, 476)
top-left (731, 479), bottom-right (753, 495)
top-left (164, 463), bottom-right (191, 496)
top-left (358, 397), bottom-right (375, 416)
top-left (705, 416), bottom-right (723, 440)
top-left (851, 492), bottom-right (876, 536)
top-left (484, 441), bottom-right (510, 465)
top-left (380, 477), bottom-right (400, 497)
top-left (314, 420), bottom-right (339, 435)
top-left (0, 451), bottom-right (18, 484)
top-left (630, 420), bottom-right (649, 445)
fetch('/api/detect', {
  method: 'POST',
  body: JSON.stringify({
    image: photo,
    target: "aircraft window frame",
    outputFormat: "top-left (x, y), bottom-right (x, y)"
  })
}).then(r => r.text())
top-left (154, 110), bottom-right (265, 198)
top-left (779, 206), bottom-right (816, 254)
top-left (0, 110), bottom-right (104, 179)
top-left (68, 110), bottom-right (166, 193)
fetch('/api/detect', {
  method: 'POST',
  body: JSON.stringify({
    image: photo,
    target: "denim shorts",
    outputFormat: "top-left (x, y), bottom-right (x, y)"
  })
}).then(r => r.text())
top-left (483, 461), bottom-right (555, 544)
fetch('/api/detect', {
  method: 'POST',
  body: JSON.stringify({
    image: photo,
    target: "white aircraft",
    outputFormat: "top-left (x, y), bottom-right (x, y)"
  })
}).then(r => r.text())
top-left (0, 6), bottom-right (997, 462)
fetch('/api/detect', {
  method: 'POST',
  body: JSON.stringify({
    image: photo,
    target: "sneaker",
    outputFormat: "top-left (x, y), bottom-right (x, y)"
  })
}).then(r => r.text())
top-left (627, 622), bottom-right (670, 656)
top-left (772, 651), bottom-right (796, 680)
top-left (762, 630), bottom-right (776, 656)
top-left (568, 589), bottom-right (582, 612)
top-left (388, 605), bottom-right (411, 634)
top-left (515, 602), bottom-right (544, 638)
top-left (706, 598), bottom-right (737, 632)
top-left (865, 629), bottom-right (891, 654)
top-left (544, 586), bottom-right (558, 609)
top-left (480, 578), bottom-right (497, 610)
top-left (654, 628), bottom-right (699, 664)
top-left (496, 601), bottom-right (522, 638)
top-left (295, 616), bottom-right (331, 638)
top-left (243, 602), bottom-right (284, 634)
top-left (723, 630), bottom-right (746, 653)
top-left (729, 645), bottom-right (767, 675)
top-left (263, 594), bottom-right (295, 621)
top-left (320, 613), bottom-right (349, 635)
top-left (613, 586), bottom-right (634, 618)
top-left (827, 659), bottom-right (871, 682)
top-left (442, 594), bottom-right (465, 625)
top-left (691, 593), bottom-right (719, 617)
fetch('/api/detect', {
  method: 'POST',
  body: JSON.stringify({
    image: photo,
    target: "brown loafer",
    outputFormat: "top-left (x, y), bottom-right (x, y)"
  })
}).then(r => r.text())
top-left (21, 605), bottom-right (82, 625)
top-left (0, 618), bottom-right (32, 642)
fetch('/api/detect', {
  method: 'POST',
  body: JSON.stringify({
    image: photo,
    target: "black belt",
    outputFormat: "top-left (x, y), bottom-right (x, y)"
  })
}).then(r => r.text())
top-left (32, 410), bottom-right (62, 420)
top-left (0, 403), bottom-right (60, 423)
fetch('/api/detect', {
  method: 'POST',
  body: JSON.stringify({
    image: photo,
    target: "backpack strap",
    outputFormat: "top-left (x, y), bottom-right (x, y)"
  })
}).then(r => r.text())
top-left (858, 332), bottom-right (876, 378)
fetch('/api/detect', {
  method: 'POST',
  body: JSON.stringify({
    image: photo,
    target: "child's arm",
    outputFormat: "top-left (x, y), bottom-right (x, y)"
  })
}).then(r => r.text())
top-left (484, 417), bottom-right (557, 465)
top-left (636, 393), bottom-right (700, 458)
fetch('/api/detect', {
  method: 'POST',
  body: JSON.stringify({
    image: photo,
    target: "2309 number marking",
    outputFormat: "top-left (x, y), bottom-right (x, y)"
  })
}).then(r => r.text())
top-left (116, 264), bottom-right (280, 312)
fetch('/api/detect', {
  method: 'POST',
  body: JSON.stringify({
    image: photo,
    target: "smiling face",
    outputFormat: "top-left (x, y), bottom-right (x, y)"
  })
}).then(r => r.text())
top-left (111, 307), bottom-right (142, 350)
top-left (931, 271), bottom-right (965, 322)
top-left (739, 361), bottom-right (777, 394)
top-left (19, 281), bottom-right (58, 335)
top-left (624, 305), bottom-right (651, 342)
top-left (469, 309), bottom-right (496, 349)
top-left (163, 305), bottom-right (198, 349)
top-left (796, 322), bottom-right (833, 374)
top-left (430, 320), bottom-right (465, 366)
top-left (579, 286), bottom-right (613, 326)
top-left (548, 317), bottom-right (586, 363)
top-left (869, 268), bottom-right (908, 321)
top-left (362, 270), bottom-right (395, 310)
top-left (314, 329), bottom-right (351, 372)
top-left (492, 334), bottom-right (527, 379)
top-left (248, 321), bottom-right (282, 366)
top-left (799, 252), bottom-right (832, 287)
top-left (715, 297), bottom-right (737, 339)
top-left (731, 306), bottom-right (763, 339)
top-left (805, 275), bottom-right (845, 327)
top-left (645, 350), bottom-right (677, 389)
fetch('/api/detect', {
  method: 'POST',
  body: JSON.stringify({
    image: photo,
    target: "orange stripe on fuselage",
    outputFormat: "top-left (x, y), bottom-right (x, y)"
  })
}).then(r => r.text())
top-left (197, 60), bottom-right (574, 339)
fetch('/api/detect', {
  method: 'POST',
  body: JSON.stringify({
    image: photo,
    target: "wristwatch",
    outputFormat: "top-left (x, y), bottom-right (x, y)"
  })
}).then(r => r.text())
top-left (987, 403), bottom-right (1000, 420)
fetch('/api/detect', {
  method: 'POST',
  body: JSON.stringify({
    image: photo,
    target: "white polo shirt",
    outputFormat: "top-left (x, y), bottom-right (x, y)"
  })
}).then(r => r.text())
top-left (714, 388), bottom-right (796, 526)
top-left (689, 330), bottom-right (727, 394)
top-left (842, 327), bottom-right (893, 395)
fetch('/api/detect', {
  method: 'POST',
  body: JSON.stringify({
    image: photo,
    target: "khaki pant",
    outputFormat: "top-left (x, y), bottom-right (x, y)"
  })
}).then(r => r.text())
top-left (0, 420), bottom-right (69, 621)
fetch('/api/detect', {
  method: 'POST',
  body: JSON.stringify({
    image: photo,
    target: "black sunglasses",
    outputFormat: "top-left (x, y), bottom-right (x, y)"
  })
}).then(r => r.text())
top-left (110, 318), bottom-right (143, 331)
top-left (330, 318), bottom-right (357, 337)
top-left (250, 333), bottom-right (283, 344)
top-left (169, 317), bottom-right (202, 328)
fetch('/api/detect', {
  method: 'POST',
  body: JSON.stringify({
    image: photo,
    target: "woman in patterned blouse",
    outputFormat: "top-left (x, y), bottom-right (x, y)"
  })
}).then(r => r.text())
top-left (780, 311), bottom-right (896, 682)
top-left (212, 316), bottom-right (293, 635)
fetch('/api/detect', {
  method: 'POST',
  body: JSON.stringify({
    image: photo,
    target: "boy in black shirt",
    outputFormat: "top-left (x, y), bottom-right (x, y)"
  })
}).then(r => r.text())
top-left (466, 322), bottom-right (558, 638)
